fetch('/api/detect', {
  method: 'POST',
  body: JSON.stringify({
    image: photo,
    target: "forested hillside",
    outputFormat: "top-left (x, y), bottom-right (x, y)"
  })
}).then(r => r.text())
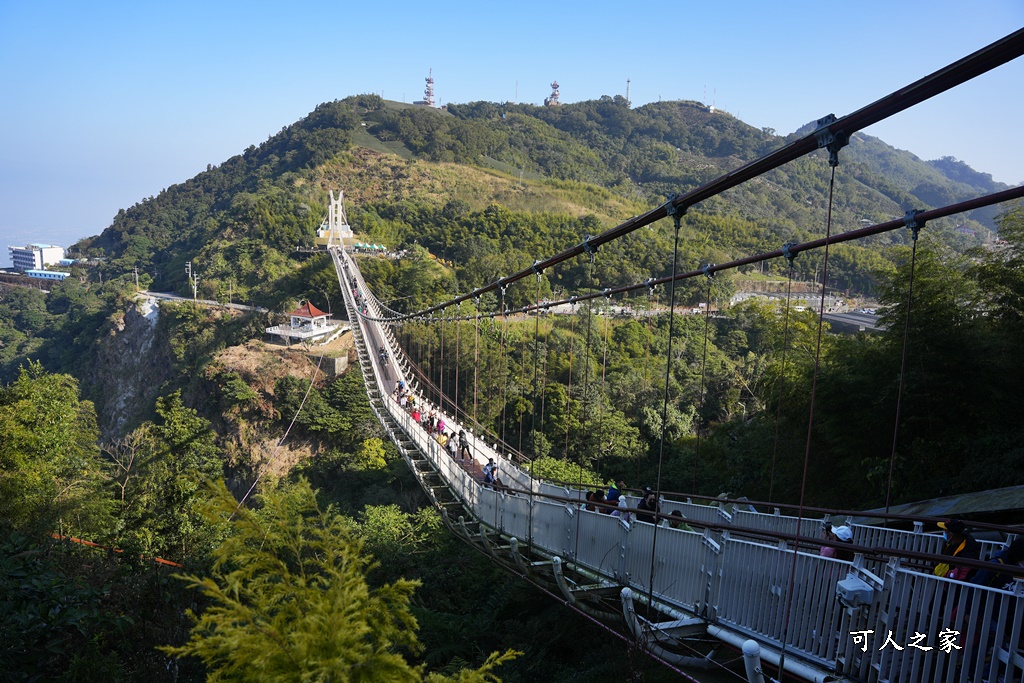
top-left (2, 92), bottom-right (1021, 681)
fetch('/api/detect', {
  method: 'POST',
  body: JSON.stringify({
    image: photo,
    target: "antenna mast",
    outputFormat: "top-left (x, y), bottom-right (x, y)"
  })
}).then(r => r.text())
top-left (414, 69), bottom-right (435, 107)
top-left (544, 80), bottom-right (561, 107)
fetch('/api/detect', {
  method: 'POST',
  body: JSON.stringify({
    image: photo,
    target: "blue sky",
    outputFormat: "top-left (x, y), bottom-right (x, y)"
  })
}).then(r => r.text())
top-left (1, 1), bottom-right (1022, 266)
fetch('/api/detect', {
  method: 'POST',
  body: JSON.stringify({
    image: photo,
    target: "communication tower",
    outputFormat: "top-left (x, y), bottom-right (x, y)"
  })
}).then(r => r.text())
top-left (414, 69), bottom-right (435, 107)
top-left (544, 81), bottom-right (561, 107)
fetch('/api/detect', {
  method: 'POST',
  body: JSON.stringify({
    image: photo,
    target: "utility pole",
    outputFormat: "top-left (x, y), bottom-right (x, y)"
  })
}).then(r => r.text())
top-left (185, 261), bottom-right (198, 301)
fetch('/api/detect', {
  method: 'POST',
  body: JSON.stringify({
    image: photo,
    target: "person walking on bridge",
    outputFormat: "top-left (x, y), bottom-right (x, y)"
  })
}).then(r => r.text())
top-left (935, 519), bottom-right (980, 581)
top-left (636, 487), bottom-right (659, 524)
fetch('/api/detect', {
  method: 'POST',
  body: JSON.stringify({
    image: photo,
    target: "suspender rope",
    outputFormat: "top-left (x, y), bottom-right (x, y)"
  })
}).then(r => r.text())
top-left (473, 301), bottom-right (480, 429)
top-left (486, 314), bottom-right (495, 440)
top-left (597, 289), bottom-right (612, 475)
top-left (640, 281), bottom-right (654, 483)
top-left (518, 312), bottom-right (528, 455)
top-left (540, 327), bottom-right (549, 435)
top-left (695, 269), bottom-right (714, 494)
top-left (455, 302), bottom-right (461, 424)
top-left (769, 245), bottom-right (798, 502)
top-left (564, 302), bottom-right (576, 461)
top-left (498, 287), bottom-right (508, 451)
top-left (574, 245), bottom-right (598, 569)
top-left (580, 243), bottom-right (597, 465)
top-left (779, 162), bottom-right (841, 681)
top-left (439, 312), bottom-right (446, 413)
top-left (886, 211), bottom-right (925, 514)
top-left (649, 202), bottom-right (684, 610)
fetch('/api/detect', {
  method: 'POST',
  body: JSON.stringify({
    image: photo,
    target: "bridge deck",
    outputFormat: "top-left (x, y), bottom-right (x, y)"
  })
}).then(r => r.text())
top-left (332, 246), bottom-right (1024, 683)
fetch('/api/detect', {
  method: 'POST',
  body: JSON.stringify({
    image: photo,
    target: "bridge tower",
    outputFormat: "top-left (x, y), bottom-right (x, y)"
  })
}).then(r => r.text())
top-left (327, 190), bottom-right (352, 248)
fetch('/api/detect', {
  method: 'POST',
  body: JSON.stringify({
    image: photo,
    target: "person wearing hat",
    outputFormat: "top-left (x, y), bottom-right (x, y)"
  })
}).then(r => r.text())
top-left (935, 519), bottom-right (980, 581)
top-left (820, 525), bottom-right (855, 561)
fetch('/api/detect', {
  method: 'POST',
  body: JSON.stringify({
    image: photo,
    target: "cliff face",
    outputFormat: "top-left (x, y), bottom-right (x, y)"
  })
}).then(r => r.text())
top-left (88, 296), bottom-right (174, 440)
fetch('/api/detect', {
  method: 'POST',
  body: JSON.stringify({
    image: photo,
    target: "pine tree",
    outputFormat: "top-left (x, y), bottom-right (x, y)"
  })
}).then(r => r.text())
top-left (163, 479), bottom-right (516, 681)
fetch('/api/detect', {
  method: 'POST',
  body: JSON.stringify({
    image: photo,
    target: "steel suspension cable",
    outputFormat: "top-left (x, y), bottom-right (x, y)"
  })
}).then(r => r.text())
top-left (694, 272), bottom-right (714, 493)
top-left (580, 254), bottom-right (597, 463)
top-left (648, 209), bottom-right (684, 607)
top-left (532, 274), bottom-right (542, 444)
top-left (518, 318), bottom-right (528, 454)
top-left (377, 29), bottom-right (1024, 324)
top-left (439, 312), bottom-right (446, 413)
top-left (778, 163), bottom-right (839, 681)
top-left (473, 303), bottom-right (480, 428)
top-left (640, 283), bottom-right (654, 482)
top-left (885, 215), bottom-right (924, 513)
top-left (528, 274), bottom-right (543, 555)
top-left (498, 287), bottom-right (508, 450)
top-left (573, 253), bottom-right (599, 568)
top-left (769, 250), bottom-right (798, 502)
top-left (486, 313), bottom-right (496, 444)
top-left (564, 304), bottom-right (576, 461)
top-left (455, 302), bottom-right (461, 423)
top-left (597, 291), bottom-right (612, 475)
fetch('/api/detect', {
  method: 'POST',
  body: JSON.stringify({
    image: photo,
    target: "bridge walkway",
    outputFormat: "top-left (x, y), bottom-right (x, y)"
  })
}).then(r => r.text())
top-left (331, 245), bottom-right (1024, 683)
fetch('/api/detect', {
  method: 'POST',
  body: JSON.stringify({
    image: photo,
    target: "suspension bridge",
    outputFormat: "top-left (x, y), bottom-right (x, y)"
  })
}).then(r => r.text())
top-left (324, 28), bottom-right (1024, 683)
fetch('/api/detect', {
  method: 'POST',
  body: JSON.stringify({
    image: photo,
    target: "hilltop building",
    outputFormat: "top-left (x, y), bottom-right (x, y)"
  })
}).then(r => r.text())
top-left (544, 81), bottom-right (561, 107)
top-left (9, 243), bottom-right (65, 272)
top-left (25, 269), bottom-right (71, 282)
top-left (265, 301), bottom-right (346, 346)
top-left (414, 69), bottom-right (435, 107)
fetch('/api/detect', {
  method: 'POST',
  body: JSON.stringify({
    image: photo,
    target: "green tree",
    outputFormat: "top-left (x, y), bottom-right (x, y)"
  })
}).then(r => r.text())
top-left (0, 362), bottom-right (111, 537)
top-left (114, 391), bottom-right (225, 560)
top-left (163, 479), bottom-right (516, 681)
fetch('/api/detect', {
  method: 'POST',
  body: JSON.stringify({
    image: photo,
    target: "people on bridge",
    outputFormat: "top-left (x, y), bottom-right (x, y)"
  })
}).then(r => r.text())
top-left (610, 496), bottom-right (631, 523)
top-left (484, 467), bottom-right (505, 492)
top-left (458, 429), bottom-right (470, 460)
top-left (411, 407), bottom-right (421, 424)
top-left (665, 509), bottom-right (694, 531)
top-left (971, 538), bottom-right (1024, 590)
top-left (820, 525), bottom-right (855, 561)
top-left (585, 489), bottom-right (606, 512)
top-left (636, 487), bottom-right (659, 524)
top-left (436, 417), bottom-right (446, 435)
top-left (483, 458), bottom-right (496, 478)
top-left (445, 431), bottom-right (458, 458)
top-left (935, 519), bottom-right (981, 581)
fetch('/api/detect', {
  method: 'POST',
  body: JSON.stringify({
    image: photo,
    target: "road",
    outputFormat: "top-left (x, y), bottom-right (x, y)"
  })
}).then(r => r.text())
top-left (138, 290), bottom-right (269, 313)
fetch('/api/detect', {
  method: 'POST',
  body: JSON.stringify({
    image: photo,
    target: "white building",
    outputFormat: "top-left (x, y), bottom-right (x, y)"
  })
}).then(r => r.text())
top-left (9, 244), bottom-right (65, 272)
top-left (25, 269), bottom-right (71, 281)
top-left (265, 301), bottom-right (346, 345)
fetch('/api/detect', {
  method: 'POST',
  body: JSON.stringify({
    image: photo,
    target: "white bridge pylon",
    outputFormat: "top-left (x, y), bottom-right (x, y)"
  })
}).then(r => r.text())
top-left (330, 245), bottom-right (1024, 683)
top-left (323, 189), bottom-right (352, 249)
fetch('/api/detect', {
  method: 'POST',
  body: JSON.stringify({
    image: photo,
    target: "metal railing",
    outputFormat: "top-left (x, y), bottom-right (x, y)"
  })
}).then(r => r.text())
top-left (335, 247), bottom-right (1024, 683)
